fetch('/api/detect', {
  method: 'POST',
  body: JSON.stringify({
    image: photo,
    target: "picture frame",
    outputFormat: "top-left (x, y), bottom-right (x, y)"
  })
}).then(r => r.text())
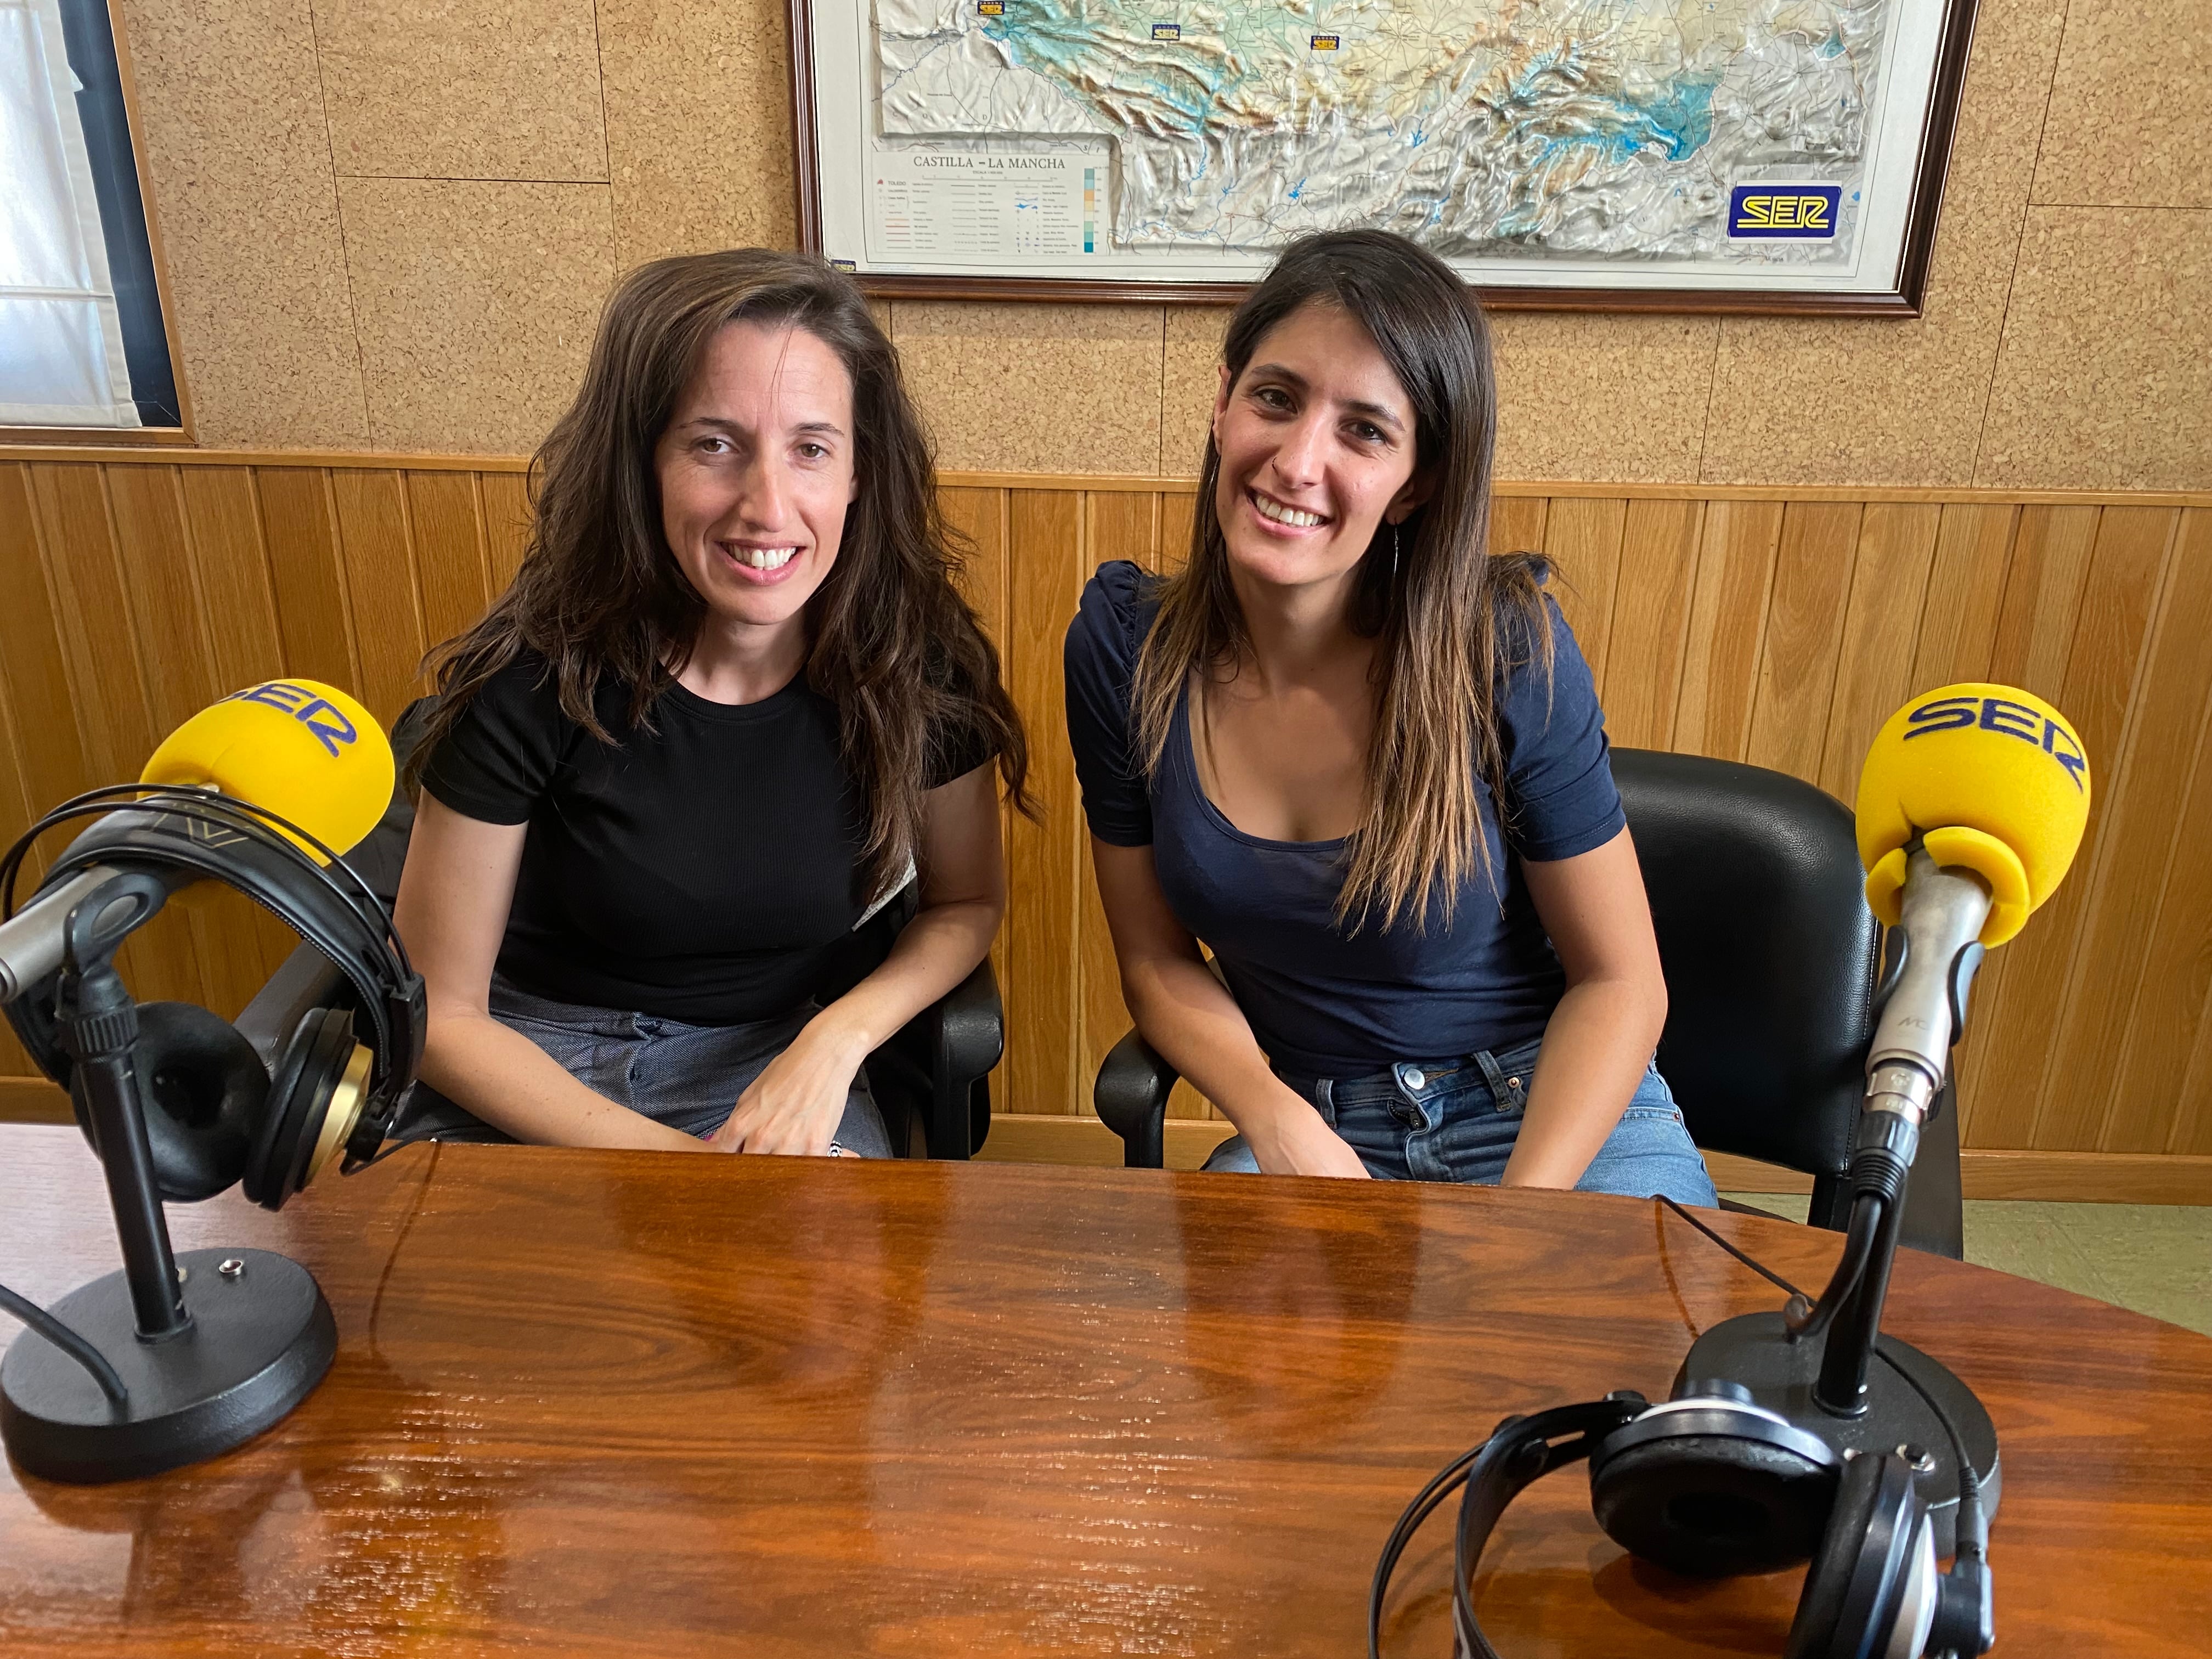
top-left (791, 0), bottom-right (1980, 315)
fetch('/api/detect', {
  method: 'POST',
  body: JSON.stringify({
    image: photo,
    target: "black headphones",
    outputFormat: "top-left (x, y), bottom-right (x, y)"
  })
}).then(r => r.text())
top-left (1381, 1377), bottom-right (1994, 1659)
top-left (2, 787), bottom-right (426, 1211)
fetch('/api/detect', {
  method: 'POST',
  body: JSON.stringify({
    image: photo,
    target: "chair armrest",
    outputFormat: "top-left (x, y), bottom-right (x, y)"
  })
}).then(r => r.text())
top-left (1094, 1028), bottom-right (1176, 1169)
top-left (234, 941), bottom-right (347, 1069)
top-left (897, 955), bottom-right (1002, 1159)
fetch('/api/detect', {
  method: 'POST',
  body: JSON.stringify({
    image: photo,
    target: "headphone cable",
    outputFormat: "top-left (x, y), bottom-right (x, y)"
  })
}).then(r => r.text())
top-left (0, 1280), bottom-right (127, 1408)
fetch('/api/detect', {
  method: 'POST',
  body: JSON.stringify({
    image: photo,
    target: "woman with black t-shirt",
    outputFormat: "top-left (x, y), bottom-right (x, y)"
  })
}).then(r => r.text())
top-left (392, 251), bottom-right (1028, 1157)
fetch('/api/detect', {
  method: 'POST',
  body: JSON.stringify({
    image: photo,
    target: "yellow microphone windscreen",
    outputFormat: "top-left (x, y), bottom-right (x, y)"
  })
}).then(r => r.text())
top-left (139, 681), bottom-right (394, 861)
top-left (1855, 684), bottom-right (2090, 946)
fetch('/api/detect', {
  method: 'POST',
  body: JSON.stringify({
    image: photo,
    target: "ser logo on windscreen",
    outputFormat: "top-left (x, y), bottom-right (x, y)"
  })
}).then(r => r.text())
top-left (1903, 695), bottom-right (2087, 793)
top-left (223, 681), bottom-right (360, 759)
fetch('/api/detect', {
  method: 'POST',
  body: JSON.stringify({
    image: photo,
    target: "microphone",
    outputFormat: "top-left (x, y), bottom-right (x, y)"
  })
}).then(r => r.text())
top-left (1664, 683), bottom-right (2086, 1519)
top-left (0, 680), bottom-right (391, 1001)
top-left (1782, 682), bottom-right (2092, 1360)
top-left (1852, 683), bottom-right (2091, 1136)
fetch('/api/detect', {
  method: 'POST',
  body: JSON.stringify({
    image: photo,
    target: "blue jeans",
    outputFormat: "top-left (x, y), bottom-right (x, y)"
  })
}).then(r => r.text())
top-left (399, 976), bottom-right (891, 1156)
top-left (1201, 1035), bottom-right (1717, 1204)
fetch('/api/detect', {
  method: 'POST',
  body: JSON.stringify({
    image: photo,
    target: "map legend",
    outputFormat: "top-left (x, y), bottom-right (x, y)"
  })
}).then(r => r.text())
top-left (870, 150), bottom-right (1092, 261)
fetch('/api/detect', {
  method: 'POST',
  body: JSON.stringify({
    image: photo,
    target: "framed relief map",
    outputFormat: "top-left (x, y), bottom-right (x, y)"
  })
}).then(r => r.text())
top-left (791, 1), bottom-right (1979, 314)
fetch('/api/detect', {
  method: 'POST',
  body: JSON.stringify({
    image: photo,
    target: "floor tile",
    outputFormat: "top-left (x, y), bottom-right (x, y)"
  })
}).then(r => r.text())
top-left (1726, 1195), bottom-right (2212, 1337)
top-left (2045, 1204), bottom-right (2212, 1336)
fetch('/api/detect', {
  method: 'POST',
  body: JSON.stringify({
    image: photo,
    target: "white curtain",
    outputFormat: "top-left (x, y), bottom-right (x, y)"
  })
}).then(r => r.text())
top-left (0, 0), bottom-right (139, 427)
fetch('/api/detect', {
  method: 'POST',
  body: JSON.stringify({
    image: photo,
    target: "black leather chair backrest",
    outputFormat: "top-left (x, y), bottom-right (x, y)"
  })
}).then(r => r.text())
top-left (339, 697), bottom-right (436, 906)
top-left (1610, 748), bottom-right (1878, 1183)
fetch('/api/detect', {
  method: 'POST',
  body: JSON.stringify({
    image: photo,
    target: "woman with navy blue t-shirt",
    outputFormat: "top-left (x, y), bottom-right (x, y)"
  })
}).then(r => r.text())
top-left (1064, 231), bottom-right (1714, 1201)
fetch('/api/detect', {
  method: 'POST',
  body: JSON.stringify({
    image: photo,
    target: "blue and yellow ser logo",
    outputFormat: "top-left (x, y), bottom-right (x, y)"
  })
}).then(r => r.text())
top-left (1311, 33), bottom-right (1339, 50)
top-left (1151, 22), bottom-right (1180, 41)
top-left (224, 681), bottom-right (360, 758)
top-left (1728, 183), bottom-right (1842, 240)
top-left (1903, 692), bottom-right (2087, 793)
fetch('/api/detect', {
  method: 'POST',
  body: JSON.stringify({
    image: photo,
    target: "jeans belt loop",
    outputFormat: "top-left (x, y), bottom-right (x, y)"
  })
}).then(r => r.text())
top-left (1471, 1046), bottom-right (1515, 1112)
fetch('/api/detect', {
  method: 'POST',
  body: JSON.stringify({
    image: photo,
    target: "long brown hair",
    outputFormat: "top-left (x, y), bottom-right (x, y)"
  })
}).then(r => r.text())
top-left (1132, 230), bottom-right (1550, 934)
top-left (413, 250), bottom-right (1030, 899)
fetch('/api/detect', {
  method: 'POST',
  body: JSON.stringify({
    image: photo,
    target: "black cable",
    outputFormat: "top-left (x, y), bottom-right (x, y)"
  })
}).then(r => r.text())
top-left (1656, 1195), bottom-right (1807, 1298)
top-left (0, 1281), bottom-right (127, 1407)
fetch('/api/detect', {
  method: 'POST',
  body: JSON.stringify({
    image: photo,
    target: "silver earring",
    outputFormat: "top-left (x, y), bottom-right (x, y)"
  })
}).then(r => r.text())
top-left (1391, 521), bottom-right (1401, 580)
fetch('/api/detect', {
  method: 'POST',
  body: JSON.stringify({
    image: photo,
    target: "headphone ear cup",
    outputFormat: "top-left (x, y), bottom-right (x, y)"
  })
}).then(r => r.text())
top-left (244, 1007), bottom-right (365, 1211)
top-left (1784, 1451), bottom-right (1935, 1659)
top-left (1591, 1427), bottom-right (1838, 1578)
top-left (72, 1001), bottom-right (269, 1202)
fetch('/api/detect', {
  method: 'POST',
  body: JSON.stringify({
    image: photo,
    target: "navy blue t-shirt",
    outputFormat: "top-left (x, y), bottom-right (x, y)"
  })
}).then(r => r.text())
top-left (1064, 561), bottom-right (1624, 1076)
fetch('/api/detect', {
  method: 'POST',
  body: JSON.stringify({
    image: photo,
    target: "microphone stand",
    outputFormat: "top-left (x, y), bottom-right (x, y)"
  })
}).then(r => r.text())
top-left (1677, 848), bottom-right (2001, 1556)
top-left (0, 870), bottom-right (335, 1484)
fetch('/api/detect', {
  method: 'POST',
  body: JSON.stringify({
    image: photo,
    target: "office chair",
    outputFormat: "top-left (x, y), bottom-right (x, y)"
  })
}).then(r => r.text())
top-left (236, 701), bottom-right (1001, 1161)
top-left (1092, 748), bottom-right (1966, 1258)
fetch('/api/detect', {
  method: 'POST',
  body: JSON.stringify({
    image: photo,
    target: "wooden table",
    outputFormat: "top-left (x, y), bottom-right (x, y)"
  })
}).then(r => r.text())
top-left (2, 1124), bottom-right (2208, 1657)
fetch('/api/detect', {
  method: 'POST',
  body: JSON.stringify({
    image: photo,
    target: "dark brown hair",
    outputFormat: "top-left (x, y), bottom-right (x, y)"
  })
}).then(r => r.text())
top-left (1132, 229), bottom-right (1550, 933)
top-left (413, 249), bottom-right (1030, 898)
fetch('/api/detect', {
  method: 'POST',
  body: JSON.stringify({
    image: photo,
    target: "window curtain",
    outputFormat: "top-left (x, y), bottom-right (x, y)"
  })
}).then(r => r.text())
top-left (0, 0), bottom-right (139, 427)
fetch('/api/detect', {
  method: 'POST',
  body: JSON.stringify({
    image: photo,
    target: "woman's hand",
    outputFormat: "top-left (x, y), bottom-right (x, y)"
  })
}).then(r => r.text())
top-left (708, 1015), bottom-right (870, 1156)
top-left (1246, 1101), bottom-right (1373, 1179)
top-left (706, 763), bottom-right (1006, 1158)
top-left (1090, 839), bottom-right (1372, 1178)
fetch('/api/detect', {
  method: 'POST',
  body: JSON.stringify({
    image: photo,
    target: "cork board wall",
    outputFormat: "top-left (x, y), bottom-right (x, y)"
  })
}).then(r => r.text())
top-left (111, 0), bottom-right (2212, 489)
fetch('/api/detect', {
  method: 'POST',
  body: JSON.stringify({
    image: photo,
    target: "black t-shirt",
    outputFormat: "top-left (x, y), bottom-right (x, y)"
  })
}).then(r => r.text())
top-left (419, 653), bottom-right (993, 1024)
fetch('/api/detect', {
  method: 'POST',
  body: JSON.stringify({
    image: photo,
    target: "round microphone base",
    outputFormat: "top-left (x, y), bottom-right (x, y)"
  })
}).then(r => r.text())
top-left (1677, 1311), bottom-right (1999, 1558)
top-left (1, 1248), bottom-right (334, 1485)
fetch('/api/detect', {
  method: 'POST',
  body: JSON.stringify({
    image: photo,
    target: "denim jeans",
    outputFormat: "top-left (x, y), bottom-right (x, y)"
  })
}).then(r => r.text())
top-left (1201, 1034), bottom-right (1717, 1203)
top-left (399, 975), bottom-right (891, 1156)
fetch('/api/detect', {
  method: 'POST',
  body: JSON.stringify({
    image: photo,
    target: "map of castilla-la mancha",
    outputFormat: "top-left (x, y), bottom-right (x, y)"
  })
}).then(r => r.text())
top-left (877, 0), bottom-right (1887, 263)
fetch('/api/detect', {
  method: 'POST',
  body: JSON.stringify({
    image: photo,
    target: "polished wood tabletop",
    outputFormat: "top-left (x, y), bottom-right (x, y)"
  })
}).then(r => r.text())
top-left (2, 1124), bottom-right (2209, 1657)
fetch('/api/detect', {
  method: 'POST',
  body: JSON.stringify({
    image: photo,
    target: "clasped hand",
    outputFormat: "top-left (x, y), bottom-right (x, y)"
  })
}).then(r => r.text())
top-left (1250, 1096), bottom-right (1372, 1179)
top-left (706, 1017), bottom-right (868, 1157)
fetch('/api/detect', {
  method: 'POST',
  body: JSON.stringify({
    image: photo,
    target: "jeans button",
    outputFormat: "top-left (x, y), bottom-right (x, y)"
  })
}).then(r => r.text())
top-left (1506, 1076), bottom-right (1520, 1090)
top-left (1403, 1067), bottom-right (1426, 1091)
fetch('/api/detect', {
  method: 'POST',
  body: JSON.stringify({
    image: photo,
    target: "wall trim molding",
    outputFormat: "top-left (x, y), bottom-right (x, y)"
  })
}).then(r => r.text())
top-left (975, 1113), bottom-right (2212, 1204)
top-left (3, 445), bottom-right (2209, 509)
top-left (0, 1080), bottom-right (70, 1125)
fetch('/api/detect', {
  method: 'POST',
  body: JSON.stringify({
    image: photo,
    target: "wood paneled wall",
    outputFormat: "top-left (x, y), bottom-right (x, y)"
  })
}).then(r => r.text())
top-left (5, 449), bottom-right (2211, 1195)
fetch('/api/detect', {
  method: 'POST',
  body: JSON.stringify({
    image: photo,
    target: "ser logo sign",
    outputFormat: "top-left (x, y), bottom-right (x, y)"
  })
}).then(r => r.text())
top-left (1903, 693), bottom-right (2087, 793)
top-left (1728, 183), bottom-right (1841, 240)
